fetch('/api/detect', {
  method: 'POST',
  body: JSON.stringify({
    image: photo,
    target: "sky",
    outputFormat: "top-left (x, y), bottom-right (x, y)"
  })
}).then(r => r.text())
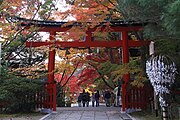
top-left (53, 0), bottom-right (76, 21)
top-left (39, 0), bottom-right (76, 41)
top-left (57, 0), bottom-right (70, 12)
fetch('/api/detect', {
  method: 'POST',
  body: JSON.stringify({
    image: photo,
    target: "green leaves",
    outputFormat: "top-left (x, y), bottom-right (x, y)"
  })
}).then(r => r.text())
top-left (116, 0), bottom-right (180, 39)
top-left (96, 57), bottom-right (147, 88)
top-left (39, 0), bottom-right (56, 20)
top-left (111, 58), bottom-right (147, 87)
top-left (0, 89), bottom-right (14, 101)
top-left (0, 0), bottom-right (2, 6)
top-left (162, 0), bottom-right (180, 37)
top-left (116, 0), bottom-right (180, 83)
top-left (0, 66), bottom-right (43, 113)
top-left (99, 61), bottom-right (117, 75)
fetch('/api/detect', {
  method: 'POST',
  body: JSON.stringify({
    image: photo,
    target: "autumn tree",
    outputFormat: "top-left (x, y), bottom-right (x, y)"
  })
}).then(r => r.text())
top-left (0, 0), bottom-right (63, 112)
top-left (54, 48), bottom-right (88, 106)
top-left (55, 0), bottom-right (149, 91)
top-left (0, 0), bottom-right (58, 78)
top-left (76, 46), bottom-right (147, 91)
top-left (1, 0), bottom-right (153, 92)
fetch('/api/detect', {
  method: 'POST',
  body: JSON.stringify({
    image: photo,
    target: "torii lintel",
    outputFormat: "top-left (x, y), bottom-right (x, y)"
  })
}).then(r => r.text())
top-left (26, 40), bottom-right (150, 48)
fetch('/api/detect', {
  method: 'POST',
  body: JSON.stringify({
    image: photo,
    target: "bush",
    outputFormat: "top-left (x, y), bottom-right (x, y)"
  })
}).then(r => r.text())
top-left (0, 66), bottom-right (43, 113)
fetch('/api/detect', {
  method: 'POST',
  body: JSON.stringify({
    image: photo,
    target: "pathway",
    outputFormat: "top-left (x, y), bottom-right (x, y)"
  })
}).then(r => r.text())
top-left (40, 103), bottom-right (134, 120)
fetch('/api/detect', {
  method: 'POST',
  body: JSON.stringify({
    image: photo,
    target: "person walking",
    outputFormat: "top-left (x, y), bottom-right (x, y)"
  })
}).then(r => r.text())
top-left (95, 90), bottom-right (100, 107)
top-left (104, 90), bottom-right (111, 107)
top-left (77, 93), bottom-right (82, 107)
top-left (86, 92), bottom-right (90, 107)
top-left (91, 92), bottom-right (95, 107)
top-left (82, 89), bottom-right (86, 107)
top-left (111, 91), bottom-right (115, 106)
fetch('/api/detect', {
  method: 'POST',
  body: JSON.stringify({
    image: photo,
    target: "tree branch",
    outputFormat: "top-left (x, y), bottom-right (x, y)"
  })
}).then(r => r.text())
top-left (88, 61), bottom-right (114, 90)
top-left (62, 61), bottom-right (80, 87)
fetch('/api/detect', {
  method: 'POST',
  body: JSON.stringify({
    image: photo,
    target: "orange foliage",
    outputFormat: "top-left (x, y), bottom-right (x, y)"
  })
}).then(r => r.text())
top-left (65, 0), bottom-right (120, 23)
top-left (76, 48), bottom-right (121, 88)
top-left (55, 73), bottom-right (81, 93)
top-left (0, 0), bottom-right (42, 41)
top-left (54, 0), bottom-right (122, 41)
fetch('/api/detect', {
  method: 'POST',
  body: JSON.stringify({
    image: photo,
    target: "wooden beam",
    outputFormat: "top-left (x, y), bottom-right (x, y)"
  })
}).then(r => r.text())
top-left (24, 26), bottom-right (142, 32)
top-left (26, 40), bottom-right (150, 48)
top-left (47, 32), bottom-right (56, 111)
top-left (122, 31), bottom-right (130, 112)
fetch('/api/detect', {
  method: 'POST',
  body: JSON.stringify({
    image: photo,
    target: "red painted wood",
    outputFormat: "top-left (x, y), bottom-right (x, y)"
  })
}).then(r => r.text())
top-left (125, 87), bottom-right (153, 110)
top-left (85, 31), bottom-right (92, 43)
top-left (24, 23), bottom-right (151, 112)
top-left (53, 83), bottom-right (56, 111)
top-left (26, 40), bottom-right (150, 48)
top-left (47, 32), bottom-right (56, 111)
top-left (122, 31), bottom-right (129, 63)
top-left (128, 40), bottom-right (150, 47)
top-left (121, 31), bottom-right (130, 111)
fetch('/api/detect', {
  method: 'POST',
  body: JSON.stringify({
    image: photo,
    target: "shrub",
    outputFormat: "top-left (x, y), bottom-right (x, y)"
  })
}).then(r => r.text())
top-left (0, 66), bottom-right (43, 113)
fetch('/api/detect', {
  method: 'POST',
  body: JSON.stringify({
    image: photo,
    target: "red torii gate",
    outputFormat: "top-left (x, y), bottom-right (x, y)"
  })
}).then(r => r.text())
top-left (22, 20), bottom-right (150, 111)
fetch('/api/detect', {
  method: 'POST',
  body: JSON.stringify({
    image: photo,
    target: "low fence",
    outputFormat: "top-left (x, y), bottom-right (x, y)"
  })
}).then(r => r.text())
top-left (0, 84), bottom-right (54, 113)
top-left (125, 86), bottom-right (153, 110)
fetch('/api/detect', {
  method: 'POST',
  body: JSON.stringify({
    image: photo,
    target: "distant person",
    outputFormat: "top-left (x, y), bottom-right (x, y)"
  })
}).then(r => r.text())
top-left (82, 89), bottom-right (86, 107)
top-left (77, 93), bottom-right (82, 107)
top-left (114, 86), bottom-right (121, 107)
top-left (104, 90), bottom-right (111, 107)
top-left (91, 92), bottom-right (95, 107)
top-left (95, 90), bottom-right (100, 107)
top-left (111, 92), bottom-right (115, 106)
top-left (86, 92), bottom-right (90, 107)
top-left (116, 87), bottom-right (122, 107)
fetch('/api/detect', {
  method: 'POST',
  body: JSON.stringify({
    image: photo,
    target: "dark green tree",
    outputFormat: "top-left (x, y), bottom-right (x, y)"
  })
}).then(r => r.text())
top-left (0, 66), bottom-right (43, 113)
top-left (116, 0), bottom-right (180, 77)
top-left (116, 0), bottom-right (179, 118)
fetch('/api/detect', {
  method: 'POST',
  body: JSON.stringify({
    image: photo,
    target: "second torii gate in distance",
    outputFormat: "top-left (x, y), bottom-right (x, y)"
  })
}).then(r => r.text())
top-left (22, 19), bottom-right (150, 111)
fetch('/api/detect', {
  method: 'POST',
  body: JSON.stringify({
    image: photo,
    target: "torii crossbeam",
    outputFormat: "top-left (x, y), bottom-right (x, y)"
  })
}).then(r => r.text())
top-left (21, 19), bottom-right (150, 111)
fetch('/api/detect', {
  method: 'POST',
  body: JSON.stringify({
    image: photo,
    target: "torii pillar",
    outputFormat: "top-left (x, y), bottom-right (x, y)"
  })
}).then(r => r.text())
top-left (122, 31), bottom-right (130, 112)
top-left (47, 32), bottom-right (56, 111)
top-left (30, 31), bottom-right (57, 111)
